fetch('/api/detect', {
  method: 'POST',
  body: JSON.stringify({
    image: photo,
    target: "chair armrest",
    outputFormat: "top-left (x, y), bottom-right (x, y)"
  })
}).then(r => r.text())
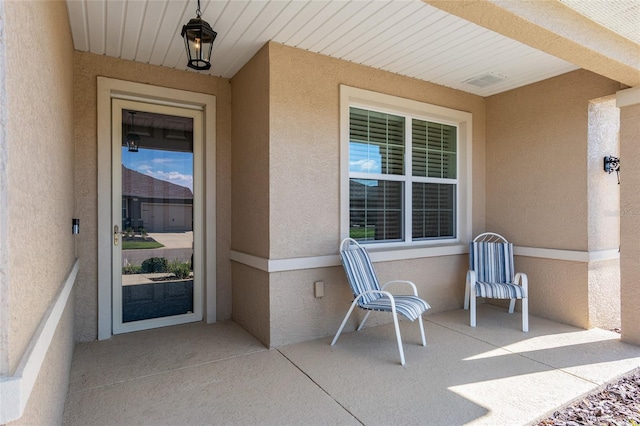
top-left (381, 280), bottom-right (419, 296)
top-left (354, 289), bottom-right (395, 302)
top-left (514, 272), bottom-right (528, 294)
top-left (466, 270), bottom-right (476, 285)
top-left (353, 289), bottom-right (397, 309)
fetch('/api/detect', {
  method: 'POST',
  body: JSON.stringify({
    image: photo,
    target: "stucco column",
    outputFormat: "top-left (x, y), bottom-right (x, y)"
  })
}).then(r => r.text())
top-left (617, 86), bottom-right (640, 345)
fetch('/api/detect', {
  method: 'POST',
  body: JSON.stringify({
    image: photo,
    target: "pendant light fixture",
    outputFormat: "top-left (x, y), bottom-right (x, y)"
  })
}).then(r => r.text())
top-left (126, 112), bottom-right (140, 153)
top-left (181, 0), bottom-right (217, 71)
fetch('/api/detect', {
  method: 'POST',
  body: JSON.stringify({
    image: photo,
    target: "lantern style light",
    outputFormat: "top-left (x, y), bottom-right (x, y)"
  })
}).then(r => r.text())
top-left (126, 112), bottom-right (140, 153)
top-left (181, 0), bottom-right (217, 71)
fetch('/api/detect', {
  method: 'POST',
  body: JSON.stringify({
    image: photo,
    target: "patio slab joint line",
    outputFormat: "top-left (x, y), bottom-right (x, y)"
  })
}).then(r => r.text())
top-left (67, 348), bottom-right (269, 395)
top-left (276, 349), bottom-right (364, 426)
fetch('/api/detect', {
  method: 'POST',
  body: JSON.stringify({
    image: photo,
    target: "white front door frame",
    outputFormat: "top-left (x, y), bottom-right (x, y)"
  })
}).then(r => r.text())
top-left (97, 77), bottom-right (217, 340)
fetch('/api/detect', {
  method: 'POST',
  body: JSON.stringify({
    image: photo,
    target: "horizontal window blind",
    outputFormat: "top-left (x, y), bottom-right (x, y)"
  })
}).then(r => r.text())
top-left (349, 179), bottom-right (403, 241)
top-left (349, 108), bottom-right (404, 175)
top-left (349, 106), bottom-right (458, 243)
top-left (412, 183), bottom-right (455, 239)
top-left (412, 119), bottom-right (457, 179)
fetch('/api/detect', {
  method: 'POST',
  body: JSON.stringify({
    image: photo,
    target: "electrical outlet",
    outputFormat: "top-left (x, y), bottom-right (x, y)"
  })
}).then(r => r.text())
top-left (314, 281), bottom-right (324, 298)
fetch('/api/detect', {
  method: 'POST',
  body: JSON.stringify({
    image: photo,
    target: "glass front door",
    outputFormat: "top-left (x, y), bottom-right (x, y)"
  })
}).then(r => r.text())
top-left (112, 99), bottom-right (203, 334)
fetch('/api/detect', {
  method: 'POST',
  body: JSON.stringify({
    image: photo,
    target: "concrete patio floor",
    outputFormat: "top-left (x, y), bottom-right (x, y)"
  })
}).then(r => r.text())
top-left (63, 304), bottom-right (640, 425)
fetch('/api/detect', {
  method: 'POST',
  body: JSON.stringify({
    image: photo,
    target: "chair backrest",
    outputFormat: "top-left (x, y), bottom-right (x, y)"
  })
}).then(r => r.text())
top-left (339, 238), bottom-right (381, 304)
top-left (473, 232), bottom-right (508, 243)
top-left (469, 235), bottom-right (515, 284)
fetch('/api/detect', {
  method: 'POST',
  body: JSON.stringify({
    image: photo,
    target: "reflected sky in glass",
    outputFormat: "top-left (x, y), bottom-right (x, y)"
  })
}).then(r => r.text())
top-left (349, 142), bottom-right (381, 174)
top-left (122, 147), bottom-right (194, 192)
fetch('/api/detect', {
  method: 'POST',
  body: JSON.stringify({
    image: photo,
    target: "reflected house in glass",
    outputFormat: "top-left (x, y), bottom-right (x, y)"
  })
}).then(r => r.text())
top-left (121, 165), bottom-right (193, 233)
top-left (349, 179), bottom-right (403, 242)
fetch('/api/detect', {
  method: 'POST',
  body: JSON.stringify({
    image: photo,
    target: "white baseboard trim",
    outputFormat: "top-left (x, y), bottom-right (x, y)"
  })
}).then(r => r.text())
top-left (230, 246), bottom-right (619, 273)
top-left (231, 244), bottom-right (467, 273)
top-left (230, 250), bottom-right (340, 273)
top-left (0, 259), bottom-right (79, 424)
top-left (514, 246), bottom-right (620, 262)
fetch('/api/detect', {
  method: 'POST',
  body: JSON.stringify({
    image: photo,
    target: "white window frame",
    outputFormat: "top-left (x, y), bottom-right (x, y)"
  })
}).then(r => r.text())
top-left (340, 85), bottom-right (472, 252)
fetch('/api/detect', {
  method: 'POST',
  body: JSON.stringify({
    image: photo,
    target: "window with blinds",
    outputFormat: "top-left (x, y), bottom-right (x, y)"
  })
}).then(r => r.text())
top-left (348, 106), bottom-right (457, 243)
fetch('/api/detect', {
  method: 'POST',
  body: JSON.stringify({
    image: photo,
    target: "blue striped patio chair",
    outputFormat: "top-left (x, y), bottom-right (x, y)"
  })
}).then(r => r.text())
top-left (331, 238), bottom-right (431, 366)
top-left (464, 232), bottom-right (529, 332)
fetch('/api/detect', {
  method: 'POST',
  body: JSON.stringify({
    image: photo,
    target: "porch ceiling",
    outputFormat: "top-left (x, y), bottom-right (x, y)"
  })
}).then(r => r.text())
top-left (65, 0), bottom-right (638, 97)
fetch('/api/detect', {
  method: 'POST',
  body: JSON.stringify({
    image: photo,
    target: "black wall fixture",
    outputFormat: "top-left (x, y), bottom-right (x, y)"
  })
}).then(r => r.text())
top-left (604, 156), bottom-right (620, 184)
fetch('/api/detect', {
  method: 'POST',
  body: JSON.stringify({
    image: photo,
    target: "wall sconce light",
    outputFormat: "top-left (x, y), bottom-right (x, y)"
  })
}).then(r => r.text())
top-left (126, 111), bottom-right (140, 153)
top-left (604, 155), bottom-right (620, 184)
top-left (181, 0), bottom-right (217, 71)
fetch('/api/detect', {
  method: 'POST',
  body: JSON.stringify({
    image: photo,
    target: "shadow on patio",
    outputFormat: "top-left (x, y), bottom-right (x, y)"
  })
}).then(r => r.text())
top-left (63, 304), bottom-right (640, 425)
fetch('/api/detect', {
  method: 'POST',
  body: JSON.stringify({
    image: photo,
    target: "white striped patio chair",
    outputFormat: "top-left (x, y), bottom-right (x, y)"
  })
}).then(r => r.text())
top-left (464, 232), bottom-right (529, 332)
top-left (331, 238), bottom-right (431, 366)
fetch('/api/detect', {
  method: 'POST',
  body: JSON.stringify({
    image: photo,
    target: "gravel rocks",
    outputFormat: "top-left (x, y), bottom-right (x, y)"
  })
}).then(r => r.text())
top-left (536, 369), bottom-right (640, 425)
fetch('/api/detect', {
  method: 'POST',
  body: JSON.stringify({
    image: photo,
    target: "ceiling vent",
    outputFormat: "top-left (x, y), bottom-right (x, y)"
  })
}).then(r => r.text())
top-left (462, 72), bottom-right (507, 88)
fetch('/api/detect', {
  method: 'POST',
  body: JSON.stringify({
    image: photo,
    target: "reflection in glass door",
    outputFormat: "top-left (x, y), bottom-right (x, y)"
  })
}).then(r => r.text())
top-left (112, 100), bottom-right (203, 333)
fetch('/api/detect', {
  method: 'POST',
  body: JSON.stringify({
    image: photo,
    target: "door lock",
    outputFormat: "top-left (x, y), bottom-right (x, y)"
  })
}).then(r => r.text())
top-left (114, 224), bottom-right (120, 246)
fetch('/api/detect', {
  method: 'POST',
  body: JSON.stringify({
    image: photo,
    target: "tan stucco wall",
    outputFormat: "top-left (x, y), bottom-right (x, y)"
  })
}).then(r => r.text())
top-left (485, 70), bottom-right (622, 329)
top-left (230, 44), bottom-right (270, 258)
top-left (12, 299), bottom-right (75, 426)
top-left (268, 43), bottom-right (486, 259)
top-left (73, 52), bottom-right (233, 341)
top-left (486, 69), bottom-right (622, 250)
top-left (231, 263), bottom-right (271, 346)
top-left (516, 257), bottom-right (590, 328)
top-left (619, 101), bottom-right (640, 345)
top-left (5, 0), bottom-right (75, 373)
top-left (589, 259), bottom-right (621, 329)
top-left (231, 42), bottom-right (485, 346)
top-left (269, 256), bottom-right (468, 347)
top-left (587, 98), bottom-right (620, 252)
top-left (486, 70), bottom-right (620, 250)
top-left (2, 0), bottom-right (76, 423)
top-left (586, 98), bottom-right (620, 329)
top-left (229, 45), bottom-right (270, 340)
top-left (269, 267), bottom-right (352, 347)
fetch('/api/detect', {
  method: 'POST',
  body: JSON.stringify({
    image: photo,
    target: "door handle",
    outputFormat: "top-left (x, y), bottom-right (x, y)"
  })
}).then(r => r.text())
top-left (114, 225), bottom-right (120, 246)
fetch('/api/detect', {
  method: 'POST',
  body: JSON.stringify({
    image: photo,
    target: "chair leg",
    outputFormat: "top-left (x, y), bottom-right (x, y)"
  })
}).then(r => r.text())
top-left (464, 271), bottom-right (476, 310)
top-left (418, 315), bottom-right (426, 346)
top-left (464, 280), bottom-right (470, 310)
top-left (357, 311), bottom-right (372, 331)
top-left (470, 284), bottom-right (477, 328)
top-left (508, 298), bottom-right (516, 313)
top-left (391, 310), bottom-right (406, 366)
top-left (522, 297), bottom-right (529, 332)
top-left (331, 299), bottom-right (359, 346)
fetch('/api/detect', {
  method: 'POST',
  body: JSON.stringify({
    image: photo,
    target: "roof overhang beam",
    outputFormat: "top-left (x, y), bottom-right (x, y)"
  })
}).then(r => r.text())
top-left (423, 0), bottom-right (640, 87)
